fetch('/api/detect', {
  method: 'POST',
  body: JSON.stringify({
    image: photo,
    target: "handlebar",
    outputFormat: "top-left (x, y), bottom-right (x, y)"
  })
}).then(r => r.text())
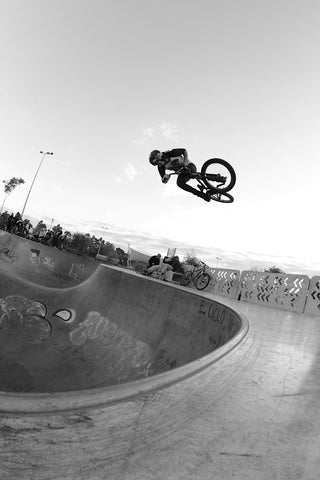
top-left (194, 260), bottom-right (209, 271)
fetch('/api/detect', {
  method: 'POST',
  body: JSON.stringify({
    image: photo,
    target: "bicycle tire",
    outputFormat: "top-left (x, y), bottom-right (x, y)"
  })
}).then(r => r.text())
top-left (210, 191), bottom-right (234, 203)
top-left (180, 271), bottom-right (192, 286)
top-left (201, 158), bottom-right (236, 193)
top-left (195, 272), bottom-right (211, 290)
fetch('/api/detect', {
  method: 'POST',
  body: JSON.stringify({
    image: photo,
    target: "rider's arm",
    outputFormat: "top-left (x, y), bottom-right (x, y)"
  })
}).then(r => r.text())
top-left (181, 148), bottom-right (189, 163)
top-left (157, 162), bottom-right (166, 178)
top-left (157, 148), bottom-right (188, 180)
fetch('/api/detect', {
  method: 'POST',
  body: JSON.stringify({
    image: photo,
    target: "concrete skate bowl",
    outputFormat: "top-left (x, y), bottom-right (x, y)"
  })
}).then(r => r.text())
top-left (0, 230), bottom-right (98, 287)
top-left (0, 265), bottom-right (248, 413)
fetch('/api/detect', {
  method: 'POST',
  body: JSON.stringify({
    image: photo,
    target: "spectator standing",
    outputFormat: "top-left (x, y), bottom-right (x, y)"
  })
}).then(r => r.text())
top-left (6, 213), bottom-right (15, 232)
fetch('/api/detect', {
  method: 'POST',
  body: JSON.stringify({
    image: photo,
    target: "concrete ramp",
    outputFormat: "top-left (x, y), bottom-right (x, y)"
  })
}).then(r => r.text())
top-left (0, 231), bottom-right (98, 287)
top-left (3, 253), bottom-right (320, 480)
top-left (0, 265), bottom-right (247, 394)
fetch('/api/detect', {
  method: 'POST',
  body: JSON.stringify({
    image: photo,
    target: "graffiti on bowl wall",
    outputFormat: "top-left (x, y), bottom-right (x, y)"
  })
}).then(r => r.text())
top-left (0, 245), bottom-right (16, 263)
top-left (68, 263), bottom-right (86, 280)
top-left (29, 248), bottom-right (86, 281)
top-left (53, 308), bottom-right (76, 323)
top-left (0, 295), bottom-right (152, 379)
top-left (0, 295), bottom-right (51, 344)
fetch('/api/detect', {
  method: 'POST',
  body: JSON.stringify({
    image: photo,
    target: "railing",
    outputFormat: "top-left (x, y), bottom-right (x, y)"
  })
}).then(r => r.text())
top-left (207, 268), bottom-right (241, 299)
top-left (304, 276), bottom-right (320, 315)
top-left (194, 267), bottom-right (320, 316)
top-left (238, 271), bottom-right (309, 313)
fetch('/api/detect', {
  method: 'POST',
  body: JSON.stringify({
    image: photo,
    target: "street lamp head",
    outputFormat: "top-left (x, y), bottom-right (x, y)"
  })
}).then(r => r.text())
top-left (40, 151), bottom-right (54, 155)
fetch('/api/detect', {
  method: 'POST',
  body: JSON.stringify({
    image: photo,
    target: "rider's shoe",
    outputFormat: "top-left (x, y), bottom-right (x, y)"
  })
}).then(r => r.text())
top-left (196, 191), bottom-right (211, 202)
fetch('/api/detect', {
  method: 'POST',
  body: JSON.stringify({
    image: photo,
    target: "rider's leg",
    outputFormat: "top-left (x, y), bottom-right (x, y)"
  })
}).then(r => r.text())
top-left (177, 169), bottom-right (210, 201)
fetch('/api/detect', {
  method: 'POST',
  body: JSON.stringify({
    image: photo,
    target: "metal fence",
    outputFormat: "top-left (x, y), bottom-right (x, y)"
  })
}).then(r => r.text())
top-left (189, 267), bottom-right (320, 316)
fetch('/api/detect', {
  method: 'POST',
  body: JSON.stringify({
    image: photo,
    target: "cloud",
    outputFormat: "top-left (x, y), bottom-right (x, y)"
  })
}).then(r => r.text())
top-left (133, 123), bottom-right (181, 145)
top-left (123, 163), bottom-right (138, 181)
top-left (133, 127), bottom-right (155, 145)
top-left (159, 123), bottom-right (179, 140)
top-left (28, 211), bottom-right (320, 277)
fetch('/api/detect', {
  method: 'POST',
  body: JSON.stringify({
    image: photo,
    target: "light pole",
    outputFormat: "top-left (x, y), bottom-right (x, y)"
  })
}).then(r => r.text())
top-left (21, 151), bottom-right (53, 218)
top-left (216, 256), bottom-right (222, 268)
top-left (127, 243), bottom-right (131, 268)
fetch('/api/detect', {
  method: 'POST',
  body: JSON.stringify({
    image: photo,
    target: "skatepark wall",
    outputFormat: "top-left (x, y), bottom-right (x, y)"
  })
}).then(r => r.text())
top-left (304, 275), bottom-right (320, 315)
top-left (237, 270), bottom-right (309, 313)
top-left (0, 231), bottom-right (98, 287)
top-left (207, 268), bottom-right (241, 299)
top-left (1, 230), bottom-right (320, 315)
top-left (192, 267), bottom-right (320, 316)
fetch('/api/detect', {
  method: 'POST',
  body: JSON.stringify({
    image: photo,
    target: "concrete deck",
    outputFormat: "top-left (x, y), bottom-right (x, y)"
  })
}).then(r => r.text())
top-left (0, 245), bottom-right (320, 479)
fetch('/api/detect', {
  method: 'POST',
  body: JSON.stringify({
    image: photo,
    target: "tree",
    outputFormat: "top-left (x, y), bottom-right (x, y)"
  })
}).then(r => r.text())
top-left (264, 266), bottom-right (285, 274)
top-left (115, 247), bottom-right (128, 266)
top-left (71, 232), bottom-right (91, 256)
top-left (100, 241), bottom-right (116, 258)
top-left (183, 250), bottom-right (201, 267)
top-left (1, 177), bottom-right (25, 214)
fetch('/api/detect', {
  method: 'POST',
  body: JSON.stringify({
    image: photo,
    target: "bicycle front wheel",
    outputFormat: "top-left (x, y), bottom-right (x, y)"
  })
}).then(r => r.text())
top-left (201, 158), bottom-right (236, 193)
top-left (195, 273), bottom-right (211, 290)
top-left (180, 271), bottom-right (192, 286)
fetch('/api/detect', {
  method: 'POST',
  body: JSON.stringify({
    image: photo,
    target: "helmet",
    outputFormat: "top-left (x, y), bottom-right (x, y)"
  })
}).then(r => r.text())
top-left (149, 150), bottom-right (160, 165)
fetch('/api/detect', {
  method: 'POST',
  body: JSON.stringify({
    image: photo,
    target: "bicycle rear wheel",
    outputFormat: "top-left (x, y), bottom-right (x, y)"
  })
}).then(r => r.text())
top-left (180, 271), bottom-right (192, 286)
top-left (201, 158), bottom-right (236, 193)
top-left (210, 191), bottom-right (234, 203)
top-left (195, 272), bottom-right (211, 290)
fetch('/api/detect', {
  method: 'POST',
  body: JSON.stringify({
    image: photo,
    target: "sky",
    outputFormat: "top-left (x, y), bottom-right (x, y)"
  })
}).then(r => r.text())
top-left (1, 0), bottom-right (320, 276)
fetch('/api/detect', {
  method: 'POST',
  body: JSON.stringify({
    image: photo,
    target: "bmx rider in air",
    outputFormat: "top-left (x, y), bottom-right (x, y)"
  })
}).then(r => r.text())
top-left (149, 148), bottom-right (212, 202)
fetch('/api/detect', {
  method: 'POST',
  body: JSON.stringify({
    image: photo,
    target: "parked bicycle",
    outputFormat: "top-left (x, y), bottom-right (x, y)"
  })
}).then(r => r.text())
top-left (180, 261), bottom-right (211, 290)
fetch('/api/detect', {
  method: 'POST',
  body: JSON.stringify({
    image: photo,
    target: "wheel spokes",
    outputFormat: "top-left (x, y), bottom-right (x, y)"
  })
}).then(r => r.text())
top-left (205, 164), bottom-right (233, 190)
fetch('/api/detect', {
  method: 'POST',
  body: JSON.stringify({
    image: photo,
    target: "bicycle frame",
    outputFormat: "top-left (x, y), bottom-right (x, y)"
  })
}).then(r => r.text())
top-left (191, 262), bottom-right (209, 280)
top-left (181, 261), bottom-right (211, 290)
top-left (161, 158), bottom-right (235, 203)
top-left (166, 167), bottom-right (226, 192)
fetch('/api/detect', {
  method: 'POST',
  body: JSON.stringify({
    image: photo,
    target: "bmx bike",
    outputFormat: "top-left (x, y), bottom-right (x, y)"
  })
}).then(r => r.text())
top-left (181, 261), bottom-right (212, 290)
top-left (165, 158), bottom-right (236, 203)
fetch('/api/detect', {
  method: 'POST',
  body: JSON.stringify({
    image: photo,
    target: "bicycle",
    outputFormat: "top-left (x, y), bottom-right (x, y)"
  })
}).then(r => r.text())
top-left (180, 261), bottom-right (211, 290)
top-left (164, 158), bottom-right (236, 204)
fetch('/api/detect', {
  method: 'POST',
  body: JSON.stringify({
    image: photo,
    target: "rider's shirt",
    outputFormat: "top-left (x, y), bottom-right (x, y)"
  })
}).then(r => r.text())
top-left (158, 148), bottom-right (188, 177)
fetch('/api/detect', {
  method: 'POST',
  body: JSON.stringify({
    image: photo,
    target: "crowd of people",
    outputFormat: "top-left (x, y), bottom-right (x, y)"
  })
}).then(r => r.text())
top-left (0, 210), bottom-right (72, 248)
top-left (0, 210), bottom-right (127, 262)
top-left (143, 253), bottom-right (184, 277)
top-left (0, 211), bottom-right (185, 273)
